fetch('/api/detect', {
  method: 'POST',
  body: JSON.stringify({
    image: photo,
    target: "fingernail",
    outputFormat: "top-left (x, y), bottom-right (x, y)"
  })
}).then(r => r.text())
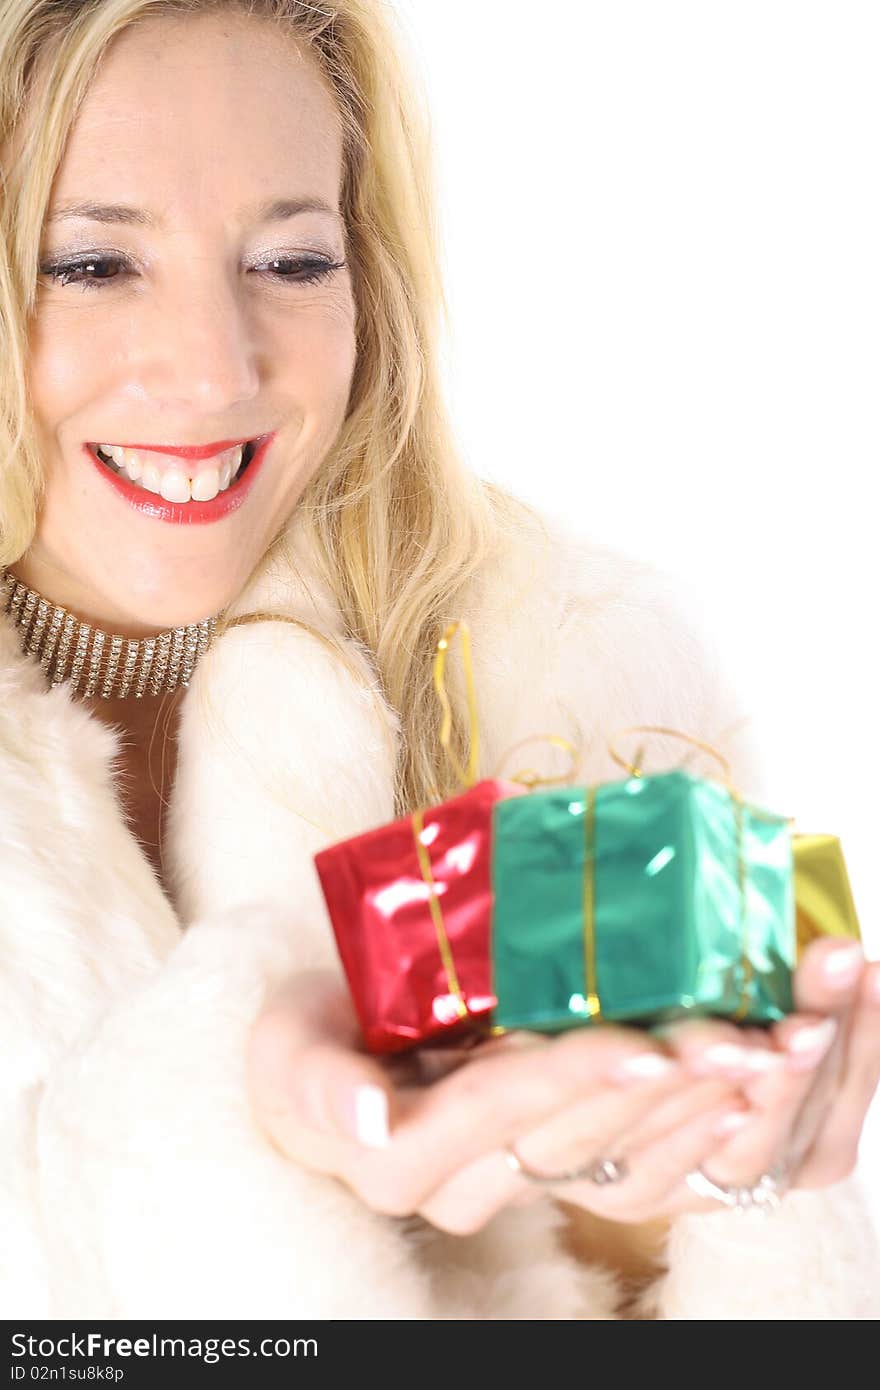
top-left (714, 1109), bottom-right (752, 1137)
top-left (698, 1043), bottom-right (782, 1075)
top-left (785, 1017), bottom-right (837, 1071)
top-left (822, 944), bottom-right (863, 988)
top-left (609, 1052), bottom-right (679, 1084)
top-left (353, 1085), bottom-right (390, 1148)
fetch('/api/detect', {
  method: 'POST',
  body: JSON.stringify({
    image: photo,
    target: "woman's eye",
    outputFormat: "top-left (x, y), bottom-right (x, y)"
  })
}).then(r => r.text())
top-left (252, 257), bottom-right (346, 286)
top-left (39, 255), bottom-right (129, 289)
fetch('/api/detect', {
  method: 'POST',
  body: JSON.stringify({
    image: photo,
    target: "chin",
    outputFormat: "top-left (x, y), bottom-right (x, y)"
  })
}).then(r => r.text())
top-left (98, 578), bottom-right (238, 635)
top-left (140, 595), bottom-right (233, 632)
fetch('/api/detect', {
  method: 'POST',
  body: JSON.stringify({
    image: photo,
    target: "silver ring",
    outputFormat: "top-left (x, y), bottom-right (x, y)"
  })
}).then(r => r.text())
top-left (504, 1142), bottom-right (629, 1188)
top-left (686, 1160), bottom-right (790, 1214)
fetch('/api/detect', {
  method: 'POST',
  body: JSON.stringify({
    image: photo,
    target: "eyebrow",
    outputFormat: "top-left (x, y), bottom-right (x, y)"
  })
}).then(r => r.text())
top-left (46, 196), bottom-right (343, 227)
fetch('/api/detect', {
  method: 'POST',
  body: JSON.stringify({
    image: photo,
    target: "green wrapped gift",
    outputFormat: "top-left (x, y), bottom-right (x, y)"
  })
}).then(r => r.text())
top-left (490, 768), bottom-right (796, 1031)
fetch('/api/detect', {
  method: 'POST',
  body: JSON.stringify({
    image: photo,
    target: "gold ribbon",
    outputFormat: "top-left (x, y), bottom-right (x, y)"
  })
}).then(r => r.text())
top-left (410, 804), bottom-right (469, 1021)
top-left (432, 621), bottom-right (481, 791)
top-left (408, 622), bottom-right (481, 1020)
top-left (413, 620), bottom-right (583, 1020)
top-left (582, 785), bottom-right (601, 1018)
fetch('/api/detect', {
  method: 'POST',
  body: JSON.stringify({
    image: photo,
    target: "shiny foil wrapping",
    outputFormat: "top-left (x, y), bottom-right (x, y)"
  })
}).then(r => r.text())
top-left (793, 833), bottom-right (862, 953)
top-left (491, 769), bottom-right (796, 1032)
top-left (314, 778), bottom-right (524, 1054)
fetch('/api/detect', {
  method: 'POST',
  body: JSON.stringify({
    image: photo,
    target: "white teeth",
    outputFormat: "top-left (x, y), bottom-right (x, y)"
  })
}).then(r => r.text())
top-left (159, 469), bottom-right (191, 504)
top-left (140, 462), bottom-right (162, 495)
top-left (94, 440), bottom-right (252, 502)
top-left (191, 467), bottom-right (219, 502)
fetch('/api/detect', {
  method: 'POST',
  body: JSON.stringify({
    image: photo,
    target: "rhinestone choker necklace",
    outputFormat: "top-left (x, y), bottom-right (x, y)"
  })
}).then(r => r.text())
top-left (1, 569), bottom-right (220, 699)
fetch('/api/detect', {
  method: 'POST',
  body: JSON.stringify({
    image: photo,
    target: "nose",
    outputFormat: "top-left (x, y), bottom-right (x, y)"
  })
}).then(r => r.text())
top-left (136, 267), bottom-right (261, 414)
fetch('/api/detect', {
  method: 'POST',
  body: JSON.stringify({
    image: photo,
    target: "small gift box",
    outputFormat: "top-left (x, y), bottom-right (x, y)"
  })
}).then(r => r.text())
top-left (491, 728), bottom-right (798, 1031)
top-left (793, 833), bottom-right (862, 953)
top-left (313, 620), bottom-right (539, 1054)
top-left (315, 776), bottom-right (524, 1053)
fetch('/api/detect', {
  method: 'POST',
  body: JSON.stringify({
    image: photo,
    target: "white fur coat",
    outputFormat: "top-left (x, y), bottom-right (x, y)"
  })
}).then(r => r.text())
top-left (1, 502), bottom-right (877, 1320)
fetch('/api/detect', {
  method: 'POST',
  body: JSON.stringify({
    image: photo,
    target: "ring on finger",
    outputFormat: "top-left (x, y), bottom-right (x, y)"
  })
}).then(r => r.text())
top-left (503, 1141), bottom-right (629, 1188)
top-left (685, 1159), bottom-right (791, 1213)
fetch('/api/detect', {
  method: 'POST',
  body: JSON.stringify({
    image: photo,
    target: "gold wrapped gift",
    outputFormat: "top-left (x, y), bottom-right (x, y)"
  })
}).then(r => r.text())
top-left (793, 834), bottom-right (862, 954)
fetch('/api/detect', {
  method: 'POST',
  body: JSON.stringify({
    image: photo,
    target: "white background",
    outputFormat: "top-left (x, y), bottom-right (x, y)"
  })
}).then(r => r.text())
top-left (392, 0), bottom-right (879, 1223)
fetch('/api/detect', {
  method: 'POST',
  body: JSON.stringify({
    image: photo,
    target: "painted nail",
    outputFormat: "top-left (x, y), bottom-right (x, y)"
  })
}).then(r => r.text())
top-left (610, 1052), bottom-right (679, 1084)
top-left (785, 1017), bottom-right (837, 1070)
top-left (822, 944), bottom-right (864, 988)
top-left (698, 1043), bottom-right (782, 1074)
top-left (713, 1109), bottom-right (752, 1137)
top-left (353, 1085), bottom-right (390, 1148)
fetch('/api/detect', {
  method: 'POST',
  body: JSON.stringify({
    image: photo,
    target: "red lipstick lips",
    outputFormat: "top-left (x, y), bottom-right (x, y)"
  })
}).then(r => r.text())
top-left (83, 432), bottom-right (274, 526)
top-left (108, 438), bottom-right (253, 461)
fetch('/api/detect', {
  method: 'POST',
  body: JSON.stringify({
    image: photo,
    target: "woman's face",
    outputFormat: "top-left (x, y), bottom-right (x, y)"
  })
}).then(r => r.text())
top-left (21, 12), bottom-right (356, 634)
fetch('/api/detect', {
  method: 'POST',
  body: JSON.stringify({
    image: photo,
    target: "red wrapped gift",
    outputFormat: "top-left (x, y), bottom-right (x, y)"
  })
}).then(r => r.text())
top-left (314, 618), bottom-right (578, 1054)
top-left (314, 777), bottom-right (525, 1053)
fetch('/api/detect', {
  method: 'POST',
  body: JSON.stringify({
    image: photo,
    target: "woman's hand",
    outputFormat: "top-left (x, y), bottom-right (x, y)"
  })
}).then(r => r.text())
top-left (245, 940), bottom-right (878, 1235)
top-left (657, 938), bottom-right (880, 1199)
top-left (422, 939), bottom-right (879, 1227)
top-left (245, 971), bottom-right (747, 1233)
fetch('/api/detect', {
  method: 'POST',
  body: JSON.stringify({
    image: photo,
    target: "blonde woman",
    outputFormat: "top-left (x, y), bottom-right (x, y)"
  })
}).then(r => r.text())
top-left (1, 0), bottom-right (878, 1321)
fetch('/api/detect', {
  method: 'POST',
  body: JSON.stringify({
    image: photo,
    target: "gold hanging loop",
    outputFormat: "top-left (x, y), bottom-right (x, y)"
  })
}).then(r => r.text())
top-left (607, 724), bottom-right (739, 797)
top-left (491, 733), bottom-right (583, 791)
top-left (433, 621), bottom-right (480, 790)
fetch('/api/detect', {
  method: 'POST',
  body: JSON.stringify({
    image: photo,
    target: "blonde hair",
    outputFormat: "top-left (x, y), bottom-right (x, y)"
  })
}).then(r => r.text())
top-left (0, 0), bottom-right (546, 818)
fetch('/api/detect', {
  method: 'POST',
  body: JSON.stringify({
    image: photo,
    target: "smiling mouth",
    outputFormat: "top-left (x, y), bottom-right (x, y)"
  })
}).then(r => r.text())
top-left (88, 438), bottom-right (259, 504)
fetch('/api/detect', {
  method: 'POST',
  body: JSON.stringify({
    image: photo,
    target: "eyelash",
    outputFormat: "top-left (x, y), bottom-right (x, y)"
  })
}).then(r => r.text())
top-left (37, 253), bottom-right (345, 291)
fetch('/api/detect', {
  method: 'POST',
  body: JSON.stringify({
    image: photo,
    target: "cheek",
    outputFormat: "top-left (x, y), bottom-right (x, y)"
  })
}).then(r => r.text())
top-left (267, 292), bottom-right (357, 409)
top-left (27, 306), bottom-right (121, 428)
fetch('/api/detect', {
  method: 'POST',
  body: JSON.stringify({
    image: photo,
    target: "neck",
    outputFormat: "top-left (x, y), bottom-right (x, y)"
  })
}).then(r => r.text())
top-left (82, 683), bottom-right (186, 742)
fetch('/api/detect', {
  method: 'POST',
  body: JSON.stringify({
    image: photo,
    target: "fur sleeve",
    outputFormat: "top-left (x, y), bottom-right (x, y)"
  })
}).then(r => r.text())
top-left (12, 830), bottom-right (620, 1321)
top-left (25, 904), bottom-right (451, 1320)
top-left (0, 614), bottom-right (443, 1319)
top-left (635, 1177), bottom-right (880, 1319)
